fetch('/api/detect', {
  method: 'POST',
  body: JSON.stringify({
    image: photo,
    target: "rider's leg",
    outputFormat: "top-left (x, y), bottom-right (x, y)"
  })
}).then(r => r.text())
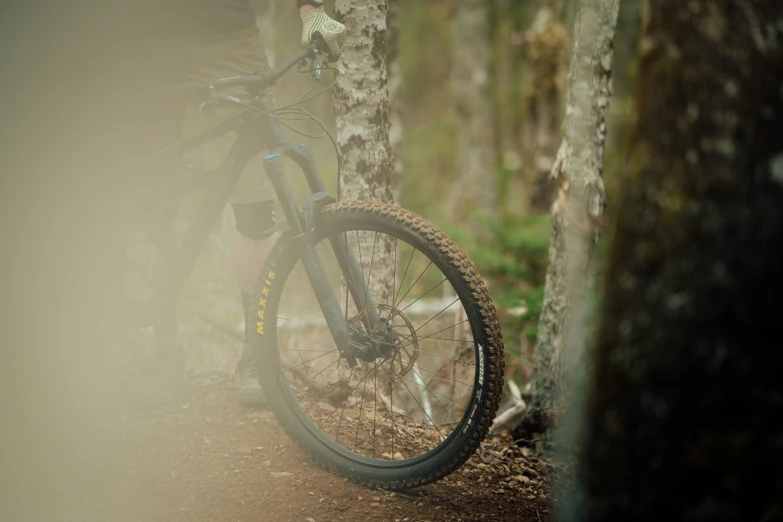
top-left (232, 200), bottom-right (277, 299)
top-left (232, 200), bottom-right (277, 407)
top-left (184, 25), bottom-right (271, 404)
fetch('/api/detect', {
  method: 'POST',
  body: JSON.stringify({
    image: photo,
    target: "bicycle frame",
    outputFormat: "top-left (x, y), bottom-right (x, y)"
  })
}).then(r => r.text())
top-left (129, 88), bottom-right (372, 366)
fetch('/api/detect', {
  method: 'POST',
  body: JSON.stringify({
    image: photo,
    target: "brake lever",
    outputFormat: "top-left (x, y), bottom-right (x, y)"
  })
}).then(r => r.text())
top-left (310, 31), bottom-right (332, 81)
top-left (312, 53), bottom-right (328, 81)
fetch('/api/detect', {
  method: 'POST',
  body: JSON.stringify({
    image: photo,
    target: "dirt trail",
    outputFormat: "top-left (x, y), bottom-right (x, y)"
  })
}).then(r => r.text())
top-left (111, 377), bottom-right (558, 522)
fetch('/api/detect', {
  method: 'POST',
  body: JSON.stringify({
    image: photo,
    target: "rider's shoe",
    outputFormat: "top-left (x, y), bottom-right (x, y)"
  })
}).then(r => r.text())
top-left (237, 346), bottom-right (267, 408)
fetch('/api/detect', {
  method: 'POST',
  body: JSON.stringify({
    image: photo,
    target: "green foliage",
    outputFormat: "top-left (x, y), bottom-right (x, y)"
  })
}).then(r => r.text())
top-left (472, 214), bottom-right (550, 282)
top-left (445, 213), bottom-right (551, 364)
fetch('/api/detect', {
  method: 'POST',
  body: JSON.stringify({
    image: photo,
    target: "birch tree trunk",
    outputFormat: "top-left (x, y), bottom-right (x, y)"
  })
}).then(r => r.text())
top-left (333, 0), bottom-right (395, 303)
top-left (446, 0), bottom-right (496, 224)
top-left (570, 1), bottom-right (783, 519)
top-left (523, 0), bottom-right (620, 434)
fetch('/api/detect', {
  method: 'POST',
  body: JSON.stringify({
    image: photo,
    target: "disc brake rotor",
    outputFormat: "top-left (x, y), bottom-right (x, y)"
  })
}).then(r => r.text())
top-left (347, 303), bottom-right (419, 377)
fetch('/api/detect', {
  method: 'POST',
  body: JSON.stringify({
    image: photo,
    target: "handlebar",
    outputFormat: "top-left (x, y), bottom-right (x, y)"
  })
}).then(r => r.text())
top-left (212, 45), bottom-right (316, 90)
top-left (166, 42), bottom-right (323, 98)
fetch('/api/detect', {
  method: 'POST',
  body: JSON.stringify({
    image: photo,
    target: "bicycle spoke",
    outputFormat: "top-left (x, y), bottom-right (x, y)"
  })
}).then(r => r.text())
top-left (407, 319), bottom-right (472, 345)
top-left (372, 362), bottom-right (378, 458)
top-left (411, 366), bottom-right (458, 426)
top-left (273, 221), bottom-right (491, 465)
top-left (392, 237), bottom-right (398, 309)
top-left (390, 367), bottom-right (446, 442)
top-left (278, 347), bottom-right (335, 354)
top-left (367, 337), bottom-right (477, 366)
top-left (353, 367), bottom-right (371, 453)
top-left (397, 277), bottom-right (448, 315)
top-left (313, 366), bottom-right (362, 429)
top-left (417, 336), bottom-right (476, 344)
top-left (368, 360), bottom-right (413, 459)
top-left (393, 246), bottom-right (416, 310)
top-left (365, 231), bottom-right (378, 302)
top-left (407, 363), bottom-right (474, 389)
top-left (355, 230), bottom-right (365, 295)
top-left (383, 365), bottom-right (469, 408)
top-left (395, 260), bottom-right (433, 309)
top-left (410, 297), bottom-right (461, 335)
top-left (282, 350), bottom-right (336, 372)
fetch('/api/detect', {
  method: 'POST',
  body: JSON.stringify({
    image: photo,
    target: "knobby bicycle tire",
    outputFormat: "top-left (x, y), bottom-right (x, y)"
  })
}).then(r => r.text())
top-left (251, 201), bottom-right (504, 489)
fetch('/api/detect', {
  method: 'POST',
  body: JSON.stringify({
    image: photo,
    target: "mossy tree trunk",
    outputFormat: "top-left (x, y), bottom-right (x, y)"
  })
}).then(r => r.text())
top-left (569, 0), bottom-right (783, 520)
top-left (523, 0), bottom-right (620, 434)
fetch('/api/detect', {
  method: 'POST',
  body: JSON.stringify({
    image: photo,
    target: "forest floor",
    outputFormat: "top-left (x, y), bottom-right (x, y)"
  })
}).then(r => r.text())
top-left (108, 373), bottom-right (567, 522)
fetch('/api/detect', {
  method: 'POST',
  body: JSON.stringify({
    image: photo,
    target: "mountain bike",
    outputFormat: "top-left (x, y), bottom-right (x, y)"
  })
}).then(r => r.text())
top-left (127, 39), bottom-right (504, 489)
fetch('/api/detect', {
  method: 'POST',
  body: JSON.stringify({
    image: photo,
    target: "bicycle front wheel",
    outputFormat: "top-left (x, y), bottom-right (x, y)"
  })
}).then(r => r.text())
top-left (251, 201), bottom-right (504, 489)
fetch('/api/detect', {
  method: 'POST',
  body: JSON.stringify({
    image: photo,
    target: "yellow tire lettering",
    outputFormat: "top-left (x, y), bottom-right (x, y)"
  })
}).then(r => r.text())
top-left (256, 272), bottom-right (275, 335)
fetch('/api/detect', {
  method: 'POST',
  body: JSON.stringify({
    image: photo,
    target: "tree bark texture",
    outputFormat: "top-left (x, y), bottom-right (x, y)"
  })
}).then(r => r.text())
top-left (570, 1), bottom-right (783, 520)
top-left (446, 0), bottom-right (497, 224)
top-left (333, 0), bottom-right (395, 304)
top-left (333, 0), bottom-right (394, 204)
top-left (520, 6), bottom-right (569, 214)
top-left (525, 0), bottom-right (619, 433)
top-left (388, 0), bottom-right (403, 202)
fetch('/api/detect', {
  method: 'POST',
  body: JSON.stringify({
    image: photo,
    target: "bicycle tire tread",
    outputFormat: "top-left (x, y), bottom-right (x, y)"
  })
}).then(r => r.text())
top-left (252, 200), bottom-right (504, 490)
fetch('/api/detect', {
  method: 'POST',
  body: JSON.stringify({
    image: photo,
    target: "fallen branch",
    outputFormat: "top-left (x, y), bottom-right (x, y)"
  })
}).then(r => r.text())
top-left (490, 380), bottom-right (527, 434)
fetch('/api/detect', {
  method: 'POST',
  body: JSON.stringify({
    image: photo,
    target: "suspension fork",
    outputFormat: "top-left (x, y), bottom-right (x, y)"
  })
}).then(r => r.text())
top-left (257, 94), bottom-right (361, 366)
top-left (285, 143), bottom-right (380, 332)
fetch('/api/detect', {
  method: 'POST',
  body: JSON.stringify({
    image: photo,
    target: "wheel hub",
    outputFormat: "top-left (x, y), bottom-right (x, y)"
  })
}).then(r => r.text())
top-left (347, 304), bottom-right (419, 375)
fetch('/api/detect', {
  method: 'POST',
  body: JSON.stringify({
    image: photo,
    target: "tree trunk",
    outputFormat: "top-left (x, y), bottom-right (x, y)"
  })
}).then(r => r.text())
top-left (388, 0), bottom-right (403, 202)
top-left (569, 1), bottom-right (783, 520)
top-left (333, 0), bottom-right (394, 204)
top-left (523, 0), bottom-right (620, 434)
top-left (519, 5), bottom-right (569, 214)
top-left (333, 0), bottom-right (395, 303)
top-left (446, 0), bottom-right (496, 224)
